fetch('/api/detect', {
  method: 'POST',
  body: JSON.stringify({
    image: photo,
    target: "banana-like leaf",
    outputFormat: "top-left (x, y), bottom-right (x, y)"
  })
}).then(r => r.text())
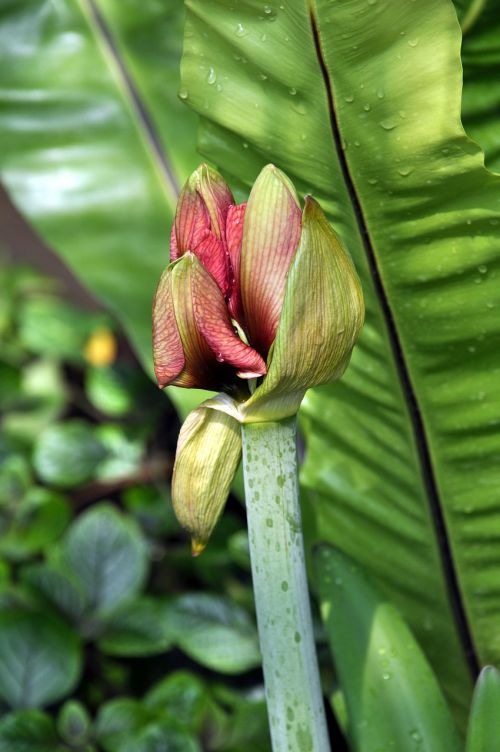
top-left (315, 545), bottom-right (462, 752)
top-left (466, 666), bottom-right (500, 752)
top-left (180, 0), bottom-right (500, 725)
top-left (0, 0), bottom-right (204, 418)
top-left (457, 0), bottom-right (500, 171)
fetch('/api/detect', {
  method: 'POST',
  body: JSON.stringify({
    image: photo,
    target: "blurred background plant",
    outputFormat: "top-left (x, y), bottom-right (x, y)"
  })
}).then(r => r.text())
top-left (0, 261), bottom-right (276, 751)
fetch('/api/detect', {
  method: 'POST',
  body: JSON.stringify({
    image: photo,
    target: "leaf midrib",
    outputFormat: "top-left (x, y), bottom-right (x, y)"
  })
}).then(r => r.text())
top-left (307, 0), bottom-right (479, 677)
top-left (78, 0), bottom-right (179, 207)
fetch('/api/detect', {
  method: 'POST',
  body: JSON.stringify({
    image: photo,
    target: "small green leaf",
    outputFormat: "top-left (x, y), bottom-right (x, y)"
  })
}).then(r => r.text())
top-left (94, 424), bottom-right (144, 482)
top-left (120, 724), bottom-right (201, 752)
top-left (0, 488), bottom-right (70, 562)
top-left (85, 365), bottom-right (134, 417)
top-left (314, 545), bottom-right (462, 752)
top-left (145, 671), bottom-right (208, 731)
top-left (0, 455), bottom-right (31, 505)
top-left (168, 594), bottom-right (260, 674)
top-left (95, 699), bottom-right (154, 752)
top-left (33, 420), bottom-right (106, 488)
top-left (98, 596), bottom-right (174, 657)
top-left (23, 563), bottom-right (87, 623)
top-left (0, 608), bottom-right (82, 708)
top-left (466, 666), bottom-right (500, 752)
top-left (18, 296), bottom-right (108, 362)
top-left (62, 503), bottom-right (149, 614)
top-left (0, 710), bottom-right (61, 752)
top-left (57, 700), bottom-right (91, 746)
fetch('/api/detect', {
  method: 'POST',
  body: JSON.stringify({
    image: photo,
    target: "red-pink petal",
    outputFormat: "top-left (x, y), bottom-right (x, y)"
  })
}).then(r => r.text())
top-left (197, 164), bottom-right (234, 243)
top-left (240, 165), bottom-right (301, 357)
top-left (152, 266), bottom-right (185, 388)
top-left (226, 203), bottom-right (246, 322)
top-left (189, 255), bottom-right (267, 379)
top-left (174, 185), bottom-right (210, 254)
top-left (170, 223), bottom-right (179, 262)
top-left (170, 257), bottom-right (224, 390)
top-left (193, 231), bottom-right (231, 298)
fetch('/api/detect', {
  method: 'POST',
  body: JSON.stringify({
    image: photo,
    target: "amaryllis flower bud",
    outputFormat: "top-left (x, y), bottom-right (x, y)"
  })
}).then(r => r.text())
top-left (152, 163), bottom-right (364, 552)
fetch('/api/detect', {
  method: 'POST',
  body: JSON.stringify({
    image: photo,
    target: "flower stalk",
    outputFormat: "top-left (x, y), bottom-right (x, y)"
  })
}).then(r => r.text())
top-left (242, 418), bottom-right (330, 752)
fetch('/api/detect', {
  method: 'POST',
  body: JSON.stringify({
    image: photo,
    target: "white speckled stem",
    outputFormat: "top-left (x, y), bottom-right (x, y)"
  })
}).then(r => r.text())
top-left (242, 418), bottom-right (330, 752)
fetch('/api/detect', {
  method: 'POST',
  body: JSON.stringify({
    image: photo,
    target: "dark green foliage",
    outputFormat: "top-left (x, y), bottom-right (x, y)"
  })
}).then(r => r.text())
top-left (0, 263), bottom-right (271, 752)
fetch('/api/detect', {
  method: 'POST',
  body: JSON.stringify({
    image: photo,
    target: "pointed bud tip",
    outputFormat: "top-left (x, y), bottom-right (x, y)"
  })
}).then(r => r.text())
top-left (191, 539), bottom-right (207, 557)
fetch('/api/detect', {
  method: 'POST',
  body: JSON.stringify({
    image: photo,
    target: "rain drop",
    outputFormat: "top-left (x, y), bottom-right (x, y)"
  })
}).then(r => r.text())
top-left (344, 93), bottom-right (355, 103)
top-left (264, 4), bottom-right (273, 13)
top-left (367, 0), bottom-right (377, 5)
top-left (376, 88), bottom-right (385, 99)
top-left (382, 671), bottom-right (392, 680)
top-left (261, 33), bottom-right (267, 41)
top-left (235, 22), bottom-right (247, 36)
top-left (207, 67), bottom-right (216, 85)
top-left (216, 353), bottom-right (225, 362)
top-left (380, 119), bottom-right (397, 130)
top-left (289, 87), bottom-right (297, 95)
top-left (364, 103), bottom-right (371, 111)
top-left (478, 264), bottom-right (488, 274)
top-left (398, 166), bottom-right (414, 177)
top-left (259, 72), bottom-right (268, 80)
top-left (178, 87), bottom-right (188, 100)
top-left (368, 177), bottom-right (378, 185)
top-left (408, 38), bottom-right (418, 47)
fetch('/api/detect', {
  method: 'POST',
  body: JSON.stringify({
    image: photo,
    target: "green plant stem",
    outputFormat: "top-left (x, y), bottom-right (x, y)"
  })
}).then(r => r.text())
top-left (242, 418), bottom-right (330, 752)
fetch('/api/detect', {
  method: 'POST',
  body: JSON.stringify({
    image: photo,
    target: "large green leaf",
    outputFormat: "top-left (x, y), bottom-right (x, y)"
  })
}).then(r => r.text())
top-left (457, 0), bottom-right (500, 171)
top-left (0, 0), bottom-right (204, 416)
top-left (179, 0), bottom-right (500, 725)
top-left (315, 545), bottom-right (462, 752)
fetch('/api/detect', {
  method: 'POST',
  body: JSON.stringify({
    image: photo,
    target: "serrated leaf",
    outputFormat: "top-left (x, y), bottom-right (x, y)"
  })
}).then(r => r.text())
top-left (0, 710), bottom-right (61, 752)
top-left (0, 608), bottom-right (82, 709)
top-left (0, 488), bottom-right (70, 562)
top-left (62, 503), bottom-right (149, 614)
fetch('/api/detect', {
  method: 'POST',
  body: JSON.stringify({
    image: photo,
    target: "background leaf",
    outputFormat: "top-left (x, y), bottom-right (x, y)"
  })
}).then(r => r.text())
top-left (180, 0), bottom-right (500, 724)
top-left (315, 545), bottom-right (462, 752)
top-left (61, 503), bottom-right (148, 614)
top-left (0, 711), bottom-right (62, 752)
top-left (0, 609), bottom-right (82, 708)
top-left (168, 593), bottom-right (261, 674)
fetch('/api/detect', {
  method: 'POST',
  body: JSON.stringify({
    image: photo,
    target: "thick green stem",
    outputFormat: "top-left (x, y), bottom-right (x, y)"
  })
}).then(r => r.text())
top-left (242, 418), bottom-right (330, 752)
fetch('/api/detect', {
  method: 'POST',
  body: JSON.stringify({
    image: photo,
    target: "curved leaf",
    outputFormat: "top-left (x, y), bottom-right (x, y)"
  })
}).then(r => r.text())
top-left (315, 545), bottom-right (462, 752)
top-left (181, 0), bottom-right (500, 724)
top-left (0, 0), bottom-right (204, 417)
top-left (458, 0), bottom-right (500, 171)
top-left (465, 666), bottom-right (500, 752)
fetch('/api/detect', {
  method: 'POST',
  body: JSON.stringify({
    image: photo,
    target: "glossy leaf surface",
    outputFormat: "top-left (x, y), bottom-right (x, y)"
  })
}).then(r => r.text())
top-left (0, 0), bottom-right (204, 417)
top-left (465, 666), bottom-right (500, 752)
top-left (315, 545), bottom-right (462, 752)
top-left (180, 0), bottom-right (500, 724)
